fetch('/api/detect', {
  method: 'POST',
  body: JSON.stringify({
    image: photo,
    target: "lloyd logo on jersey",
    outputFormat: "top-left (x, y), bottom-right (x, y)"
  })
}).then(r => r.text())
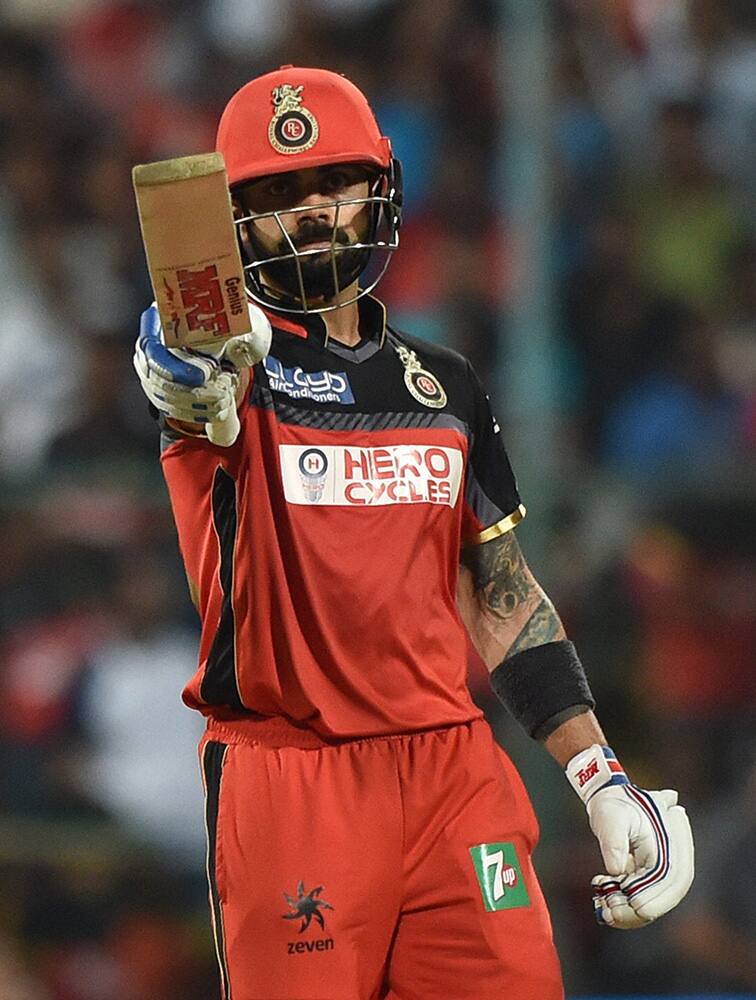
top-left (280, 444), bottom-right (463, 507)
top-left (264, 356), bottom-right (355, 404)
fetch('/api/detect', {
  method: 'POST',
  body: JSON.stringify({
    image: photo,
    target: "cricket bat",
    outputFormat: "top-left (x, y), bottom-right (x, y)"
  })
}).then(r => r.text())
top-left (132, 152), bottom-right (250, 349)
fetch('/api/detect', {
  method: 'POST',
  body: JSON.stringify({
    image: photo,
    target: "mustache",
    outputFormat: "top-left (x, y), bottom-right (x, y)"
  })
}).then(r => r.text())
top-left (282, 222), bottom-right (351, 252)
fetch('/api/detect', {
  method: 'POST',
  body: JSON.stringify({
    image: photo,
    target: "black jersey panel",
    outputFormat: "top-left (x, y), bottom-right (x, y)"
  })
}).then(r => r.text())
top-left (201, 466), bottom-right (246, 711)
top-left (462, 361), bottom-right (522, 530)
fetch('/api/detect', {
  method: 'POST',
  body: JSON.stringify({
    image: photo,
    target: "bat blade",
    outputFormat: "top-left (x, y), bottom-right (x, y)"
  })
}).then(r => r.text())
top-left (132, 152), bottom-right (251, 349)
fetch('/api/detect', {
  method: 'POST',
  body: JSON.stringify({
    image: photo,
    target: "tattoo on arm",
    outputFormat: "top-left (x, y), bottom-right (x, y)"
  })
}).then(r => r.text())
top-left (467, 529), bottom-right (531, 614)
top-left (461, 530), bottom-right (564, 661)
top-left (507, 597), bottom-right (562, 655)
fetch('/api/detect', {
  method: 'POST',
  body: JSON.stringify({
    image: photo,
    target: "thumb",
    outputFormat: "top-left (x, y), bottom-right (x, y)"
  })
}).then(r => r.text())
top-left (592, 809), bottom-right (631, 876)
top-left (207, 406), bottom-right (240, 447)
top-left (222, 332), bottom-right (265, 370)
top-left (600, 834), bottom-right (631, 877)
top-left (205, 372), bottom-right (241, 447)
top-left (655, 789), bottom-right (679, 809)
top-left (222, 306), bottom-right (272, 370)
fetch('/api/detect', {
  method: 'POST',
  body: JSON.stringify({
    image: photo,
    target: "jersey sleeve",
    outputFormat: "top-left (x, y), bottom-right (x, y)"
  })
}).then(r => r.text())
top-left (461, 362), bottom-right (525, 545)
top-left (159, 432), bottom-right (241, 621)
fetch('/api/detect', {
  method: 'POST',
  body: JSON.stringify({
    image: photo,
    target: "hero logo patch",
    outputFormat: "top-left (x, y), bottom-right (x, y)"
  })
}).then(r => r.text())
top-left (297, 448), bottom-right (329, 503)
top-left (269, 84), bottom-right (319, 155)
top-left (280, 444), bottom-right (463, 507)
top-left (264, 356), bottom-right (354, 404)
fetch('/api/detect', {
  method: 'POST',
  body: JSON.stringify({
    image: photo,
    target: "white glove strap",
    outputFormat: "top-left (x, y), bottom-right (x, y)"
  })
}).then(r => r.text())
top-left (565, 744), bottom-right (629, 804)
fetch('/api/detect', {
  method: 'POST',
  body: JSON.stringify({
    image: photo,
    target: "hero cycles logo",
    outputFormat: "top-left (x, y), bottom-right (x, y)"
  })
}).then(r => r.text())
top-left (279, 443), bottom-right (463, 507)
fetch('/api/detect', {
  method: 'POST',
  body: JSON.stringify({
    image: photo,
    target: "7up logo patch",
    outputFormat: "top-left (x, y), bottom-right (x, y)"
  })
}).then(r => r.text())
top-left (469, 842), bottom-right (530, 912)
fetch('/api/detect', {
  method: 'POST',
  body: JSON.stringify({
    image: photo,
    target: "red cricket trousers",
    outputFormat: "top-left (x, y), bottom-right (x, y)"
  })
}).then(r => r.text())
top-left (199, 717), bottom-right (564, 1000)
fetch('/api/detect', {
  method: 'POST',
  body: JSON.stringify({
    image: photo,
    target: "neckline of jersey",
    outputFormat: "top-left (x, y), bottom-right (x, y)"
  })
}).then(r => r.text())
top-left (262, 294), bottom-right (388, 353)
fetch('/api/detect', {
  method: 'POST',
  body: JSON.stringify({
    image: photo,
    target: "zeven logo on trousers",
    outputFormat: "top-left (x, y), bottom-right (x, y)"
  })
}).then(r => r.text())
top-left (282, 881), bottom-right (335, 956)
top-left (469, 842), bottom-right (531, 912)
top-left (282, 881), bottom-right (334, 932)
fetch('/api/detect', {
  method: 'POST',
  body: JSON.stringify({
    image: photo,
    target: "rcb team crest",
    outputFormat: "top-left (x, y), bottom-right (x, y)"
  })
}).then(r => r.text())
top-left (269, 84), bottom-right (319, 155)
top-left (394, 343), bottom-right (447, 409)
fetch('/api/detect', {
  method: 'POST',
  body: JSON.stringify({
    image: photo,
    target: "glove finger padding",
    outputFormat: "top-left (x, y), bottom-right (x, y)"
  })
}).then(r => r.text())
top-left (134, 301), bottom-right (272, 447)
top-left (147, 369), bottom-right (235, 405)
top-left (592, 876), bottom-right (647, 929)
top-left (134, 350), bottom-right (238, 423)
top-left (134, 304), bottom-right (246, 444)
top-left (589, 786), bottom-right (694, 929)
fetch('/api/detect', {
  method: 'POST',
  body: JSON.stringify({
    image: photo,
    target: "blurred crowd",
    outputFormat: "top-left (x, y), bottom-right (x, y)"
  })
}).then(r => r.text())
top-left (0, 0), bottom-right (754, 997)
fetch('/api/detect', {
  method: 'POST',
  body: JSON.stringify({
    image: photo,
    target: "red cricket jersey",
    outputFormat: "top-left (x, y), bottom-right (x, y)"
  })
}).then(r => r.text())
top-left (161, 296), bottom-right (525, 738)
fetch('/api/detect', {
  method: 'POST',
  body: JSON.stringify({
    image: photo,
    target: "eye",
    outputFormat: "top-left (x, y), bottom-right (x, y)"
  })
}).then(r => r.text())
top-left (323, 169), bottom-right (350, 193)
top-left (266, 177), bottom-right (292, 198)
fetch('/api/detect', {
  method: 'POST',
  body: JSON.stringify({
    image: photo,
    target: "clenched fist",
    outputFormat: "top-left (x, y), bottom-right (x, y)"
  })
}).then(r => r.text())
top-left (566, 744), bottom-right (694, 929)
top-left (133, 300), bottom-right (271, 446)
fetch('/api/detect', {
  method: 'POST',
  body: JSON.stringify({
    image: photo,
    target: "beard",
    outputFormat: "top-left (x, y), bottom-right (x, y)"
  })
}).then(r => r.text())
top-left (246, 219), bottom-right (372, 305)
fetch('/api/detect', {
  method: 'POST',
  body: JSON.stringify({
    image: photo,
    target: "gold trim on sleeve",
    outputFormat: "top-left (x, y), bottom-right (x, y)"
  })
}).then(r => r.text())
top-left (475, 504), bottom-right (527, 544)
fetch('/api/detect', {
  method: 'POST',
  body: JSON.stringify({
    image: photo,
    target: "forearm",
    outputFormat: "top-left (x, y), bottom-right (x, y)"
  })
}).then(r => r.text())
top-left (543, 709), bottom-right (606, 767)
top-left (460, 529), bottom-right (594, 744)
top-left (458, 550), bottom-right (566, 670)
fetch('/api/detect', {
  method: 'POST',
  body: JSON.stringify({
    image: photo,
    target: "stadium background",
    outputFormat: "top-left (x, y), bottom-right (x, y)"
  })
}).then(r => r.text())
top-left (0, 0), bottom-right (754, 997)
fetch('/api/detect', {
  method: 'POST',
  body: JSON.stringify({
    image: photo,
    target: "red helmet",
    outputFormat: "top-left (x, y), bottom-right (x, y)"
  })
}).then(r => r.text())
top-left (217, 65), bottom-right (393, 185)
top-left (216, 66), bottom-right (402, 315)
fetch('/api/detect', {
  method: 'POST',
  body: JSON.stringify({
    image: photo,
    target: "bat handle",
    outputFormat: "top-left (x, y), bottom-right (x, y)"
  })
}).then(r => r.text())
top-left (207, 409), bottom-right (240, 448)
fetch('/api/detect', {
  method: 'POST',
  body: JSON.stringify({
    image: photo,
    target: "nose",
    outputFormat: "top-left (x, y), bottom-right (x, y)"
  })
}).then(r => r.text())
top-left (296, 190), bottom-right (336, 226)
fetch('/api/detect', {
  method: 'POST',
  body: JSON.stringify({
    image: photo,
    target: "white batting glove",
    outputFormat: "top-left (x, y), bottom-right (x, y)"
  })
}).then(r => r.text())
top-left (133, 301), bottom-right (271, 446)
top-left (566, 745), bottom-right (694, 929)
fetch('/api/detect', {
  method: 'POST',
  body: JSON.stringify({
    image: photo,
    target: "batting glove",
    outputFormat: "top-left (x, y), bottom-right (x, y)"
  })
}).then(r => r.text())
top-left (133, 301), bottom-right (271, 446)
top-left (566, 745), bottom-right (694, 929)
